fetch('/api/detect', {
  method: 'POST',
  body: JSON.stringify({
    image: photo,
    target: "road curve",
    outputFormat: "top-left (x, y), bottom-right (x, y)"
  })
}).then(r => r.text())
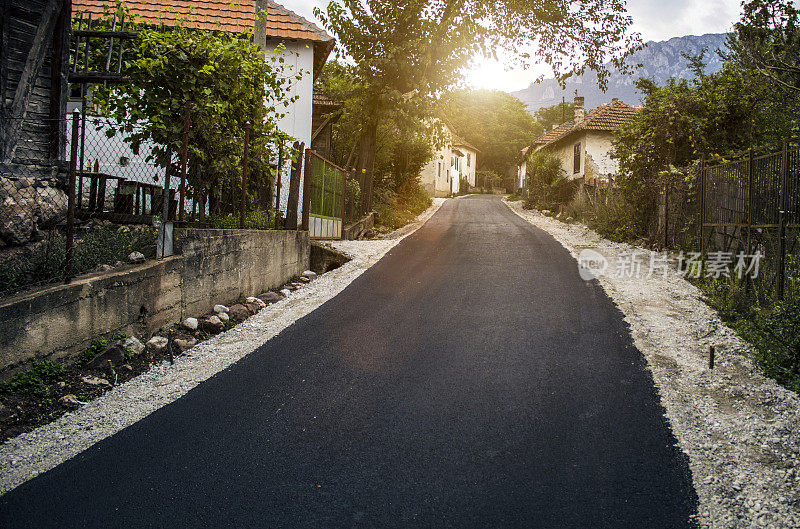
top-left (0, 195), bottom-right (697, 528)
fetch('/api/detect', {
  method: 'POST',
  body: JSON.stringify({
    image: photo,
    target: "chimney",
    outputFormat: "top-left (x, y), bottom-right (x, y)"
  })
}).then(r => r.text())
top-left (574, 96), bottom-right (585, 123)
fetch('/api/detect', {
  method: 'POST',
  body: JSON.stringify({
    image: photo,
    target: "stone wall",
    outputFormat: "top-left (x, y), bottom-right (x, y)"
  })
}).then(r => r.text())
top-left (0, 229), bottom-right (309, 376)
top-left (342, 213), bottom-right (374, 240)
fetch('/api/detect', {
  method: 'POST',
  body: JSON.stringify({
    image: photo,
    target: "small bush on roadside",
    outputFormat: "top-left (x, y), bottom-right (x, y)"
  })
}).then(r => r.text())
top-left (731, 299), bottom-right (800, 393)
top-left (0, 360), bottom-right (66, 397)
top-left (585, 193), bottom-right (640, 243)
top-left (524, 151), bottom-right (576, 211)
top-left (373, 179), bottom-right (431, 231)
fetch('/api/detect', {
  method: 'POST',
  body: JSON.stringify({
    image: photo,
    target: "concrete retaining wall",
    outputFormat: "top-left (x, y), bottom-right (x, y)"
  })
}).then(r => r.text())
top-left (342, 213), bottom-right (374, 240)
top-left (0, 229), bottom-right (309, 376)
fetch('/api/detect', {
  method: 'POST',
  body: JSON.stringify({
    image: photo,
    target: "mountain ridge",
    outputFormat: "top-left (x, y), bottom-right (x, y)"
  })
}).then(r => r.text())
top-left (510, 33), bottom-right (730, 113)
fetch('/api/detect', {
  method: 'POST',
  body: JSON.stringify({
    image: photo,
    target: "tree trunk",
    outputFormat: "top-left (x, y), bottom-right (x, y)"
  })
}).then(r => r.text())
top-left (354, 116), bottom-right (378, 214)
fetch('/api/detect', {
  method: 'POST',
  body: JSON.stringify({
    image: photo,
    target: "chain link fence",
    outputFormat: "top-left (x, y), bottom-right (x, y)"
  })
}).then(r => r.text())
top-left (1, 109), bottom-right (311, 299)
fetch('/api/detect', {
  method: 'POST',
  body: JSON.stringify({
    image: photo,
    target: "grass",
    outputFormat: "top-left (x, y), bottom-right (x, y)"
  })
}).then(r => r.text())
top-left (0, 223), bottom-right (157, 296)
top-left (201, 208), bottom-right (283, 230)
top-left (699, 274), bottom-right (800, 394)
top-left (373, 181), bottom-right (432, 232)
top-left (0, 360), bottom-right (66, 398)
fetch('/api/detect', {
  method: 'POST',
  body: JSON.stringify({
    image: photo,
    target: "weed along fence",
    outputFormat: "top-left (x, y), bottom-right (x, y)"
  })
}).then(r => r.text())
top-left (1, 106), bottom-right (320, 373)
top-left (302, 149), bottom-right (346, 240)
top-left (700, 137), bottom-right (800, 300)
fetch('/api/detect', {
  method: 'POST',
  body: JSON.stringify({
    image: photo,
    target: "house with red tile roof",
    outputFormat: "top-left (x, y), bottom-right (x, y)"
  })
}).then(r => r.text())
top-left (72, 1), bottom-right (336, 220)
top-left (517, 96), bottom-right (640, 190)
top-left (73, 1), bottom-right (334, 143)
top-left (419, 124), bottom-right (480, 197)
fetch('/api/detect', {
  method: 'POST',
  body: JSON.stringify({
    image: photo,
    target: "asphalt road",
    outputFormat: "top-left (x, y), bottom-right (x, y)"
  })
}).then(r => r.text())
top-left (0, 195), bottom-right (697, 528)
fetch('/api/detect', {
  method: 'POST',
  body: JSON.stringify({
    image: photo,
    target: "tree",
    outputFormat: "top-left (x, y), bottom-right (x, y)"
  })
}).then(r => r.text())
top-left (535, 100), bottom-right (575, 131)
top-left (611, 58), bottom-right (799, 237)
top-left (439, 89), bottom-right (541, 185)
top-left (93, 6), bottom-right (299, 216)
top-left (729, 0), bottom-right (800, 93)
top-left (315, 0), bottom-right (641, 211)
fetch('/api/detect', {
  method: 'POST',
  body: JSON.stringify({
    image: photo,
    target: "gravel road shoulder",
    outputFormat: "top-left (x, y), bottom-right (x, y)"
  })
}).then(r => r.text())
top-left (505, 199), bottom-right (800, 528)
top-left (0, 199), bottom-right (446, 496)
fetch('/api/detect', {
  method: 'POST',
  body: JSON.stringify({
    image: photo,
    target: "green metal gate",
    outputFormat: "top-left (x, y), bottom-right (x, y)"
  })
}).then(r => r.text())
top-left (305, 150), bottom-right (346, 239)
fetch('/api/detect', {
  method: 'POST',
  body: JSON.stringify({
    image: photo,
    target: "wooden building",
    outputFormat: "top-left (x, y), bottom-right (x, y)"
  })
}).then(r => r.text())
top-left (0, 0), bottom-right (72, 172)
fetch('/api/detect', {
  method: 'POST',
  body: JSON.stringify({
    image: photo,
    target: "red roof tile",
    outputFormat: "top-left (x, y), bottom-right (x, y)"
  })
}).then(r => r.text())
top-left (261, 1), bottom-right (332, 44)
top-left (532, 99), bottom-right (641, 149)
top-left (72, 1), bottom-right (257, 34)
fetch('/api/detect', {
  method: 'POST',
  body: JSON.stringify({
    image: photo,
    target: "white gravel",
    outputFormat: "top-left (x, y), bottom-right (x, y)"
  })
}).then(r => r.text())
top-left (506, 199), bottom-right (800, 528)
top-left (0, 199), bottom-right (445, 496)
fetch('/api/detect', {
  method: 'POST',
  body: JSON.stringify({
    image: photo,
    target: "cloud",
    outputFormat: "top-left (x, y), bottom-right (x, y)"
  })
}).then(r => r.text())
top-left (274, 0), bottom-right (744, 92)
top-left (627, 0), bottom-right (741, 42)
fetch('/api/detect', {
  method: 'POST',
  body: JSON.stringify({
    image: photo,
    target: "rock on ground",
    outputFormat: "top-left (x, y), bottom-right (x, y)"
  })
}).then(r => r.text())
top-left (0, 198), bottom-right (447, 497)
top-left (146, 336), bottom-right (168, 354)
top-left (85, 345), bottom-right (126, 370)
top-left (228, 305), bottom-right (250, 322)
top-left (123, 337), bottom-right (145, 356)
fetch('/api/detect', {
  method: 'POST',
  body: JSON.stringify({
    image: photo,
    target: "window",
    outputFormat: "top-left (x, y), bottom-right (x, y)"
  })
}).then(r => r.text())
top-left (573, 143), bottom-right (581, 174)
top-left (467, 153), bottom-right (471, 167)
top-left (438, 162), bottom-right (441, 178)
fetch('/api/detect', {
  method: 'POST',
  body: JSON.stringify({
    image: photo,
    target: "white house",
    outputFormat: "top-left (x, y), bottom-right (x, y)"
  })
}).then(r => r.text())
top-left (71, 0), bottom-right (335, 223)
top-left (419, 124), bottom-right (479, 197)
top-left (519, 96), bottom-right (640, 190)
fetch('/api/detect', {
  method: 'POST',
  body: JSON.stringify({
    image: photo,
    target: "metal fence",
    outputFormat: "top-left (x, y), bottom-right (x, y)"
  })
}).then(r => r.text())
top-left (700, 138), bottom-right (800, 301)
top-left (0, 107), bottom-right (319, 299)
top-left (303, 149), bottom-right (345, 239)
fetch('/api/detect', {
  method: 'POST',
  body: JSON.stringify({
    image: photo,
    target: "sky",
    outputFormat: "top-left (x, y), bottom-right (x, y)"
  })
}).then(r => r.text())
top-left (279, 0), bottom-right (743, 92)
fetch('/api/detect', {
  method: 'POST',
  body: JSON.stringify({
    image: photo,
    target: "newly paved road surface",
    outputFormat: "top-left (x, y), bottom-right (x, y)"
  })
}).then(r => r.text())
top-left (0, 195), bottom-right (697, 527)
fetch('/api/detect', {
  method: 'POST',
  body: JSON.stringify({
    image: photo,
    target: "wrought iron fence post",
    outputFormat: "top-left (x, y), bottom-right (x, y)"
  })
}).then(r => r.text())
top-left (341, 165), bottom-right (347, 228)
top-left (240, 121), bottom-right (251, 229)
top-left (663, 184), bottom-right (669, 249)
top-left (699, 155), bottom-right (706, 255)
top-left (301, 149), bottom-right (312, 231)
top-left (179, 101), bottom-right (190, 222)
top-left (778, 141), bottom-right (789, 300)
top-left (746, 148), bottom-right (753, 256)
top-left (65, 109), bottom-right (80, 283)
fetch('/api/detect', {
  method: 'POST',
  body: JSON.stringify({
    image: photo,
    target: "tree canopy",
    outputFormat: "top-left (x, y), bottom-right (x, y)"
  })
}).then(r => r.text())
top-left (439, 89), bottom-right (541, 183)
top-left (315, 0), bottom-right (640, 208)
top-left (92, 5), bottom-right (299, 215)
top-left (730, 0), bottom-right (800, 93)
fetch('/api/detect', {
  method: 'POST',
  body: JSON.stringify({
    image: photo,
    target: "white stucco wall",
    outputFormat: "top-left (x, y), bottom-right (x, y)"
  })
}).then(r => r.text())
top-left (265, 39), bottom-right (314, 218)
top-left (517, 160), bottom-right (527, 190)
top-left (455, 146), bottom-right (477, 187)
top-left (419, 142), bottom-right (454, 198)
top-left (584, 132), bottom-right (618, 180)
top-left (536, 131), bottom-right (619, 184)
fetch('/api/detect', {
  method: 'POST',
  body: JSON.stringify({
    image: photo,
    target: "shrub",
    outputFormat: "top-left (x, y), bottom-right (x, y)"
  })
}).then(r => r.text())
top-left (585, 192), bottom-right (641, 242)
top-left (0, 360), bottom-right (66, 397)
top-left (524, 150), bottom-right (576, 211)
top-left (373, 179), bottom-right (431, 231)
top-left (204, 209), bottom-right (282, 230)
